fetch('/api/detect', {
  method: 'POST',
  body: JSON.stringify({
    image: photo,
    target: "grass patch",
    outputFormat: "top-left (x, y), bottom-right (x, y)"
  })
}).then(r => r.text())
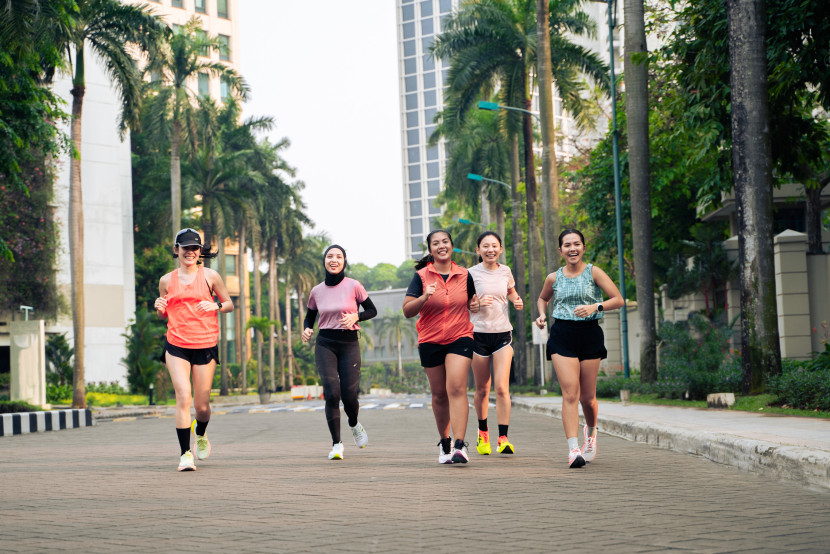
top-left (733, 394), bottom-right (830, 418)
top-left (0, 400), bottom-right (41, 413)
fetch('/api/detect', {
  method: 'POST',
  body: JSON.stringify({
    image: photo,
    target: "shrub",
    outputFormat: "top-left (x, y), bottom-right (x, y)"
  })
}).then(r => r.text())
top-left (45, 333), bottom-right (73, 387)
top-left (47, 384), bottom-right (72, 404)
top-left (292, 375), bottom-right (304, 386)
top-left (0, 400), bottom-right (40, 413)
top-left (768, 345), bottom-right (830, 411)
top-left (0, 373), bottom-right (10, 388)
top-left (87, 381), bottom-right (129, 395)
top-left (122, 307), bottom-right (166, 395)
top-left (305, 376), bottom-right (317, 386)
top-left (595, 374), bottom-right (642, 398)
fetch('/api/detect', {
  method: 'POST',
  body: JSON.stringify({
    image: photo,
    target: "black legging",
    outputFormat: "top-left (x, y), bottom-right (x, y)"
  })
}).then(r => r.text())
top-left (315, 331), bottom-right (361, 443)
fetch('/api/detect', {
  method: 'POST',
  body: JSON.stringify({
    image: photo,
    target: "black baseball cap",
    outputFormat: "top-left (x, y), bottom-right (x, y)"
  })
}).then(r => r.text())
top-left (175, 228), bottom-right (203, 247)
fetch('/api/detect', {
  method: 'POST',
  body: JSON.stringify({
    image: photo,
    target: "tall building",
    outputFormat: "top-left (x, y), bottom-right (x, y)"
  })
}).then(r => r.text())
top-left (396, 0), bottom-right (458, 260)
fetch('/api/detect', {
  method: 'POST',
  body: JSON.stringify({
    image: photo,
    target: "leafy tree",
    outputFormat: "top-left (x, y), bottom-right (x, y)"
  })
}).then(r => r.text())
top-left (122, 307), bottom-right (166, 395)
top-left (367, 263), bottom-right (399, 291)
top-left (45, 333), bottom-right (73, 387)
top-left (376, 309), bottom-right (418, 378)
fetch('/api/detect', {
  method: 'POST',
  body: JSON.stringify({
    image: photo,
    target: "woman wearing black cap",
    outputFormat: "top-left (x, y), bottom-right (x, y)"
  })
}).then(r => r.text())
top-left (301, 245), bottom-right (377, 460)
top-left (154, 228), bottom-right (234, 471)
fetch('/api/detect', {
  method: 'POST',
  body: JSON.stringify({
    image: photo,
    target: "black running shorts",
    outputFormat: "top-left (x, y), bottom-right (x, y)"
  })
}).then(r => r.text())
top-left (473, 331), bottom-right (513, 357)
top-left (546, 319), bottom-right (607, 361)
top-left (160, 340), bottom-right (219, 366)
top-left (418, 336), bottom-right (474, 368)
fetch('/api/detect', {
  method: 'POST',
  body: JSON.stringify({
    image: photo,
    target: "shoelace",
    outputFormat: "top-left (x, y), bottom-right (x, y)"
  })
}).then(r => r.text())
top-left (584, 436), bottom-right (596, 450)
top-left (569, 447), bottom-right (582, 460)
top-left (196, 436), bottom-right (208, 447)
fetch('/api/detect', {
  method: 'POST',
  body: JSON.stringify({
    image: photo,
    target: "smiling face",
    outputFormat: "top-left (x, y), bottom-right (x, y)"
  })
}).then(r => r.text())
top-left (477, 234), bottom-right (502, 265)
top-left (176, 244), bottom-right (201, 266)
top-left (324, 248), bottom-right (345, 274)
top-left (428, 231), bottom-right (453, 264)
top-left (559, 232), bottom-right (585, 265)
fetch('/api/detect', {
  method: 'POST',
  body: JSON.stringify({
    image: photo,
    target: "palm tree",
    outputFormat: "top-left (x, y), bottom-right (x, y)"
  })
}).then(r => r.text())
top-left (433, 0), bottom-right (608, 338)
top-left (377, 309), bottom-right (418, 378)
top-left (142, 16), bottom-right (247, 240)
top-left (61, 0), bottom-right (164, 408)
top-left (726, 0), bottom-right (781, 391)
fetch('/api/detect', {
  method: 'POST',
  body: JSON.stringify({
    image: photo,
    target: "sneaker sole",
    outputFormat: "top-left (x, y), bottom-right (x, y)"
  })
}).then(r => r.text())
top-left (476, 448), bottom-right (491, 455)
top-left (569, 455), bottom-right (586, 469)
top-left (451, 453), bottom-right (469, 464)
top-left (177, 466), bottom-right (196, 472)
top-left (499, 445), bottom-right (514, 454)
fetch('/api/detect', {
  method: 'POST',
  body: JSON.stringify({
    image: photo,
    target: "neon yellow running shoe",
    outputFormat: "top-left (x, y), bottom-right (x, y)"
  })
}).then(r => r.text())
top-left (191, 419), bottom-right (211, 460)
top-left (476, 430), bottom-right (491, 455)
top-left (497, 435), bottom-right (514, 454)
top-left (177, 450), bottom-right (196, 472)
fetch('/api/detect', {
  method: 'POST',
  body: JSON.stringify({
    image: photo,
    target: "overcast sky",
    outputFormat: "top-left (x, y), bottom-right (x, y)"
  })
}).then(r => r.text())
top-left (238, 1), bottom-right (405, 267)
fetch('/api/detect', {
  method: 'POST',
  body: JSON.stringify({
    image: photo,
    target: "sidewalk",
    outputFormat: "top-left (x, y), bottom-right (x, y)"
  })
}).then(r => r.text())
top-left (512, 395), bottom-right (830, 492)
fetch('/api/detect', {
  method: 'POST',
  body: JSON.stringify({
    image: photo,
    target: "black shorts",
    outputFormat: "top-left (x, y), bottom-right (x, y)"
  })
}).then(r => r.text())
top-left (418, 336), bottom-right (474, 368)
top-left (160, 340), bottom-right (219, 366)
top-left (473, 331), bottom-right (513, 357)
top-left (546, 319), bottom-right (607, 361)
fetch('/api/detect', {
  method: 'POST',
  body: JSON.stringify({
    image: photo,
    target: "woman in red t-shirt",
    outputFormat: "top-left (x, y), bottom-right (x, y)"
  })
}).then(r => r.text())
top-left (154, 229), bottom-right (233, 472)
top-left (403, 230), bottom-right (480, 464)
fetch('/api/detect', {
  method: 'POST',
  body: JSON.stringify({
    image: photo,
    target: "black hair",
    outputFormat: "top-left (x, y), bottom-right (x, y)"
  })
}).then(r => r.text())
top-left (171, 245), bottom-right (218, 263)
top-left (558, 228), bottom-right (585, 248)
top-left (476, 230), bottom-right (503, 263)
top-left (414, 229), bottom-right (453, 270)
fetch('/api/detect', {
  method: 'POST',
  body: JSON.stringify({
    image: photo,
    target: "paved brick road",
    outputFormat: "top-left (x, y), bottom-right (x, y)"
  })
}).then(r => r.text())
top-left (1, 405), bottom-right (829, 553)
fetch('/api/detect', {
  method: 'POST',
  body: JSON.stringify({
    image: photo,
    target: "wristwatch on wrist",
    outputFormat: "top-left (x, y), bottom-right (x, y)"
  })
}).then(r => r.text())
top-left (216, 300), bottom-right (222, 310)
top-left (596, 303), bottom-right (604, 313)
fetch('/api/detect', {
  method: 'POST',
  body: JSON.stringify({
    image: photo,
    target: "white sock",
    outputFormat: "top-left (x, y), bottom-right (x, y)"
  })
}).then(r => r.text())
top-left (587, 426), bottom-right (597, 437)
top-left (567, 437), bottom-right (579, 451)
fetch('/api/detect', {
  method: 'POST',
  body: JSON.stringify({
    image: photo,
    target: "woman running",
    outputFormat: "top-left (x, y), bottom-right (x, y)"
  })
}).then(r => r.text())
top-left (302, 244), bottom-right (377, 460)
top-left (403, 230), bottom-right (479, 464)
top-left (468, 231), bottom-right (523, 456)
top-left (535, 229), bottom-right (623, 468)
top-left (154, 228), bottom-right (234, 472)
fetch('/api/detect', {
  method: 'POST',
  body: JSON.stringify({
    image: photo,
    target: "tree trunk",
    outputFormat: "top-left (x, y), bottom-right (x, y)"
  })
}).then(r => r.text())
top-left (510, 133), bottom-right (527, 385)
top-left (397, 333), bottom-right (403, 378)
top-left (624, 0), bottom-right (657, 382)
top-left (805, 180), bottom-right (827, 254)
top-left (253, 239), bottom-right (264, 397)
top-left (201, 192), bottom-right (212, 268)
top-left (285, 268), bottom-right (294, 387)
top-left (267, 239), bottom-right (278, 392)
top-left (237, 220), bottom-right (248, 394)
top-left (727, 0), bottom-right (782, 392)
top-left (480, 186), bottom-right (491, 227)
top-left (170, 119), bottom-right (182, 239)
top-left (69, 54), bottom-right (86, 409)
top-left (496, 200), bottom-right (506, 264)
top-left (536, 0), bottom-right (561, 275)
top-left (218, 235), bottom-right (229, 395)
top-left (271, 247), bottom-right (286, 390)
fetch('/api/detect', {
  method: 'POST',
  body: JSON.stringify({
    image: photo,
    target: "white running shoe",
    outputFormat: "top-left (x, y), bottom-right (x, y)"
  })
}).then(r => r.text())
top-left (438, 442), bottom-right (454, 464)
top-left (328, 442), bottom-right (345, 460)
top-left (581, 424), bottom-right (597, 463)
top-left (568, 447), bottom-right (586, 469)
top-left (451, 443), bottom-right (469, 464)
top-left (177, 450), bottom-right (196, 472)
top-left (191, 419), bottom-right (211, 460)
top-left (350, 422), bottom-right (369, 448)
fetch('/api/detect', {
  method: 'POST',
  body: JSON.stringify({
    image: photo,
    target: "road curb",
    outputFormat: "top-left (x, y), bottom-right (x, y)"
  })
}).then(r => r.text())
top-left (0, 409), bottom-right (94, 437)
top-left (513, 397), bottom-right (830, 492)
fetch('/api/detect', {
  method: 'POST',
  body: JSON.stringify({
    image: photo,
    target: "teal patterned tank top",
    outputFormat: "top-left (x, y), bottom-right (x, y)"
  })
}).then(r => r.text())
top-left (551, 264), bottom-right (603, 321)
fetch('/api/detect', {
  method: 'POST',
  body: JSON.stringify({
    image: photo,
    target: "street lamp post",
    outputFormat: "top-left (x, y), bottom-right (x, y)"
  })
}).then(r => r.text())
top-left (590, 0), bottom-right (629, 377)
top-left (478, 100), bottom-right (540, 122)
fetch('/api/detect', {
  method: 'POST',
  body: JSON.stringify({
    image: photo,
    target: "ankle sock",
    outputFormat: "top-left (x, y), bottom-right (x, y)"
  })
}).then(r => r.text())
top-left (567, 437), bottom-right (579, 451)
top-left (478, 419), bottom-right (488, 432)
top-left (195, 419), bottom-right (209, 436)
top-left (176, 428), bottom-right (191, 455)
top-left (453, 438), bottom-right (465, 450)
top-left (440, 437), bottom-right (452, 454)
top-left (498, 424), bottom-right (508, 437)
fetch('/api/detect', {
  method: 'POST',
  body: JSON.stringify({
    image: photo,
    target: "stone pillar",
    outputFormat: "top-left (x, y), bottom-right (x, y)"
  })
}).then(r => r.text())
top-left (601, 312), bottom-right (622, 374)
top-left (11, 320), bottom-right (46, 406)
top-left (806, 253), bottom-right (830, 354)
top-left (774, 230), bottom-right (811, 360)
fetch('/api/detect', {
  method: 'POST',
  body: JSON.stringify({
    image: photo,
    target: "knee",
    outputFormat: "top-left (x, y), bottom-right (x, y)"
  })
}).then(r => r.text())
top-left (431, 388), bottom-right (448, 405)
top-left (580, 393), bottom-right (597, 406)
top-left (561, 387), bottom-right (579, 404)
top-left (175, 388), bottom-right (192, 405)
top-left (495, 384), bottom-right (510, 400)
top-left (446, 383), bottom-right (466, 398)
top-left (474, 387), bottom-right (488, 400)
top-left (194, 403), bottom-right (210, 419)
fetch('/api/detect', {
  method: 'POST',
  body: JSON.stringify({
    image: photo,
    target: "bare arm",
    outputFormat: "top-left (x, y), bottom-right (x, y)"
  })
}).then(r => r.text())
top-left (534, 272), bottom-right (556, 328)
top-left (205, 268), bottom-right (234, 313)
top-left (403, 282), bottom-right (436, 318)
top-left (507, 285), bottom-right (523, 310)
top-left (154, 274), bottom-right (171, 319)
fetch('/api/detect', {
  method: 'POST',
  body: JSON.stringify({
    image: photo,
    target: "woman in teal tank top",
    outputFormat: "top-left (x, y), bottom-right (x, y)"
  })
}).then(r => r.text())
top-left (534, 229), bottom-right (624, 469)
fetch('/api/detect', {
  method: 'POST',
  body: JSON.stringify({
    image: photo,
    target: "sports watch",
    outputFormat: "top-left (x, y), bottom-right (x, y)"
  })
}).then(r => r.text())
top-left (596, 303), bottom-right (604, 313)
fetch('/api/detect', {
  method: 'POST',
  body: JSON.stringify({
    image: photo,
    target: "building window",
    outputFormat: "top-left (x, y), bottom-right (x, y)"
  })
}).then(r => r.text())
top-left (198, 73), bottom-right (210, 97)
top-left (423, 89), bottom-right (436, 107)
top-left (423, 55), bottom-right (435, 71)
top-left (428, 180), bottom-right (441, 196)
top-left (421, 1), bottom-right (433, 17)
top-left (424, 107), bottom-right (437, 125)
top-left (427, 162), bottom-right (440, 179)
top-left (220, 77), bottom-right (230, 102)
top-left (411, 236), bottom-right (423, 254)
top-left (421, 18), bottom-right (434, 35)
top-left (406, 129), bottom-right (419, 146)
top-left (195, 29), bottom-right (208, 57)
top-left (410, 218), bottom-right (423, 235)
top-left (429, 198), bottom-right (441, 215)
top-left (426, 146), bottom-right (439, 160)
top-left (402, 22), bottom-right (415, 40)
top-left (171, 0), bottom-right (183, 7)
top-left (402, 3), bottom-right (415, 21)
top-left (217, 0), bottom-right (229, 19)
top-left (409, 182), bottom-right (422, 199)
top-left (225, 254), bottom-right (236, 274)
top-left (218, 34), bottom-right (230, 61)
top-left (404, 57), bottom-right (417, 75)
top-left (440, 0), bottom-right (452, 13)
top-left (426, 124), bottom-right (437, 138)
top-left (407, 146), bottom-right (420, 163)
top-left (403, 39), bottom-right (416, 58)
top-left (406, 111), bottom-right (419, 129)
top-left (408, 165), bottom-right (421, 181)
top-left (422, 36), bottom-right (434, 53)
top-left (405, 75), bottom-right (417, 93)
top-left (405, 92), bottom-right (418, 110)
top-left (410, 200), bottom-right (423, 217)
top-left (423, 71), bottom-right (435, 90)
top-left (195, 0), bottom-right (206, 13)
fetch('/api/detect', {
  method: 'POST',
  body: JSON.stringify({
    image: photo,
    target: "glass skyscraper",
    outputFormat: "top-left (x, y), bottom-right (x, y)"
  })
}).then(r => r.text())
top-left (396, 0), bottom-right (458, 260)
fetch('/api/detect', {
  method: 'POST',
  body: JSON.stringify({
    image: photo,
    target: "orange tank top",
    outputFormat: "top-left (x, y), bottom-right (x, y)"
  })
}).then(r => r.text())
top-left (165, 266), bottom-right (219, 348)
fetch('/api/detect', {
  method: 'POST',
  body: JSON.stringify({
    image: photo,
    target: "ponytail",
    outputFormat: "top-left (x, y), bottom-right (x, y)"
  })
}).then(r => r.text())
top-left (414, 253), bottom-right (434, 270)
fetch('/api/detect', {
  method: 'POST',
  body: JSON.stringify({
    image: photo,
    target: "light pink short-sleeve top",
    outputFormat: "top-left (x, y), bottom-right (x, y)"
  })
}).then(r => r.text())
top-left (468, 263), bottom-right (515, 333)
top-left (307, 278), bottom-right (368, 330)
